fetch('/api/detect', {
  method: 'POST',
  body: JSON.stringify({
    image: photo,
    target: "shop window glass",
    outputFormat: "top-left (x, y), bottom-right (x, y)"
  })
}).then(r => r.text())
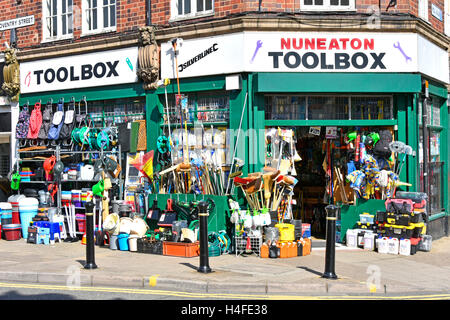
top-left (43, 0), bottom-right (74, 40)
top-left (308, 96), bottom-right (348, 120)
top-left (265, 96), bottom-right (306, 120)
top-left (172, 0), bottom-right (214, 20)
top-left (351, 97), bottom-right (392, 120)
top-left (83, 0), bottom-right (116, 34)
top-left (87, 97), bottom-right (145, 127)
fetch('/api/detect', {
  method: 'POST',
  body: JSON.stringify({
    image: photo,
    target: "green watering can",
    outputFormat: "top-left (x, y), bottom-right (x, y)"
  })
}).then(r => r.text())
top-left (92, 179), bottom-right (105, 197)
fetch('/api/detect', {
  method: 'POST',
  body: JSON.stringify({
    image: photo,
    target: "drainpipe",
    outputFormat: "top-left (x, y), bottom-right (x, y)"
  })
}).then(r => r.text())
top-left (422, 81), bottom-right (430, 227)
top-left (146, 0), bottom-right (152, 26)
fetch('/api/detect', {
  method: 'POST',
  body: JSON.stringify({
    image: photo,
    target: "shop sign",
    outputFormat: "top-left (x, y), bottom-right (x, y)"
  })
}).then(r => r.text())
top-left (0, 15), bottom-right (34, 31)
top-left (160, 32), bottom-right (449, 84)
top-left (20, 47), bottom-right (138, 94)
top-left (325, 127), bottom-right (338, 139)
top-left (309, 126), bottom-right (321, 136)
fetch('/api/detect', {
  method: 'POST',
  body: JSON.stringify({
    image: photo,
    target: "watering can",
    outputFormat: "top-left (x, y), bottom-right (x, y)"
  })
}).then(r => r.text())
top-left (92, 179), bottom-right (105, 197)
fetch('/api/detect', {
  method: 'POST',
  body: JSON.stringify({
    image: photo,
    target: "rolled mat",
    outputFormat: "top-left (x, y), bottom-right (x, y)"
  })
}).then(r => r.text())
top-left (129, 121), bottom-right (140, 153)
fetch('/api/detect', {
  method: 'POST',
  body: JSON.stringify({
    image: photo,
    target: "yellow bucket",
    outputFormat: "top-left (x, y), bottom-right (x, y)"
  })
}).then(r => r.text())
top-left (275, 223), bottom-right (295, 242)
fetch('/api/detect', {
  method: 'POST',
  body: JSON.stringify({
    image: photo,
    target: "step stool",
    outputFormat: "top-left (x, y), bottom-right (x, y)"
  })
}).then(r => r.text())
top-left (49, 222), bottom-right (61, 244)
top-left (37, 227), bottom-right (50, 245)
top-left (52, 215), bottom-right (67, 240)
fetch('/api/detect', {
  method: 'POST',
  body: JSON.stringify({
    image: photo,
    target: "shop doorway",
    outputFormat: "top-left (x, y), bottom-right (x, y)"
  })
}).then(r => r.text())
top-left (266, 125), bottom-right (396, 240)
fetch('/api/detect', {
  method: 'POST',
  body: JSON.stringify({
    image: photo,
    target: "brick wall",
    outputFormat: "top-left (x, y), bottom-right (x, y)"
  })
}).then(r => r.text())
top-left (0, 0), bottom-right (445, 52)
top-left (151, 0), bottom-right (446, 34)
top-left (0, 0), bottom-right (147, 52)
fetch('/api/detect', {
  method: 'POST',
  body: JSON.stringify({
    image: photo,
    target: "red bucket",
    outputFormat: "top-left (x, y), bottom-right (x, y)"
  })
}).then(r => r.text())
top-left (76, 215), bottom-right (86, 233)
top-left (3, 224), bottom-right (22, 241)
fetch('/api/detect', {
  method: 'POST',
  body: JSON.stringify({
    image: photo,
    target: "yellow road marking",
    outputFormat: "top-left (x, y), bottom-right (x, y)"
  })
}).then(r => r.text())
top-left (0, 282), bottom-right (448, 300)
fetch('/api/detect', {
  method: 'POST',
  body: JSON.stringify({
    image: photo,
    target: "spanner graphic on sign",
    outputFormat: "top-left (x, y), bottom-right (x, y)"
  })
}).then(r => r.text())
top-left (250, 40), bottom-right (263, 63)
top-left (393, 41), bottom-right (412, 63)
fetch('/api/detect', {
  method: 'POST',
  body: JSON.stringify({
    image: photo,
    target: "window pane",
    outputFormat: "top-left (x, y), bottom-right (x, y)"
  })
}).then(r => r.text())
top-left (62, 15), bottom-right (67, 34)
top-left (110, 4), bottom-right (116, 26)
top-left (341, 0), bottom-right (349, 5)
top-left (308, 96), bottom-right (348, 120)
top-left (265, 96), bottom-right (306, 120)
top-left (178, 0), bottom-right (183, 15)
top-left (330, 0), bottom-right (339, 5)
top-left (103, 0), bottom-right (108, 5)
top-left (304, 0), bottom-right (313, 5)
top-left (314, 0), bottom-right (323, 5)
top-left (63, 0), bottom-right (66, 13)
top-left (52, 0), bottom-right (57, 15)
top-left (68, 0), bottom-right (73, 11)
top-left (103, 6), bottom-right (109, 28)
top-left (184, 0), bottom-right (191, 14)
top-left (68, 13), bottom-right (73, 34)
top-left (53, 16), bottom-right (57, 36)
top-left (351, 97), bottom-right (392, 120)
top-left (205, 0), bottom-right (212, 10)
top-left (197, 0), bottom-right (203, 11)
top-left (93, 8), bottom-right (97, 29)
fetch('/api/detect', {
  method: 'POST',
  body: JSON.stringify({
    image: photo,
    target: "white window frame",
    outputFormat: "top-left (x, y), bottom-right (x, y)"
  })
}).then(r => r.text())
top-left (419, 0), bottom-right (429, 22)
top-left (170, 0), bottom-right (214, 21)
top-left (445, 0), bottom-right (450, 36)
top-left (82, 0), bottom-right (117, 36)
top-left (42, 0), bottom-right (74, 42)
top-left (300, 0), bottom-right (356, 12)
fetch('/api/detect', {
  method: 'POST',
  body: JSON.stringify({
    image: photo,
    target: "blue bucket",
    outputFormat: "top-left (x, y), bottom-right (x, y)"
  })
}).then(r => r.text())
top-left (20, 211), bottom-right (37, 238)
top-left (117, 233), bottom-right (129, 251)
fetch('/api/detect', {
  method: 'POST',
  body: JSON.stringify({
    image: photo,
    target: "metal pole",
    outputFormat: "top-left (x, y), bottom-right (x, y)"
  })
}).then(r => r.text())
top-left (322, 204), bottom-right (338, 279)
top-left (84, 201), bottom-right (97, 269)
top-left (197, 201), bottom-right (212, 273)
top-left (422, 82), bottom-right (431, 228)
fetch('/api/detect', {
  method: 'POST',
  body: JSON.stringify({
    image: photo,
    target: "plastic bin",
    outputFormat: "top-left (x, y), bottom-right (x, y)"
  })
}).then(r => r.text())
top-left (136, 238), bottom-right (163, 254)
top-left (359, 213), bottom-right (374, 224)
top-left (109, 234), bottom-right (118, 250)
top-left (75, 214), bottom-right (86, 233)
top-left (275, 223), bottom-right (295, 242)
top-left (3, 224), bottom-right (22, 241)
top-left (301, 223), bottom-right (311, 238)
top-left (128, 235), bottom-right (139, 252)
top-left (399, 238), bottom-right (411, 256)
top-left (20, 211), bottom-right (37, 239)
top-left (163, 241), bottom-right (200, 257)
top-left (376, 237), bottom-right (389, 254)
top-left (419, 234), bottom-right (432, 252)
top-left (346, 229), bottom-right (358, 248)
top-left (387, 237), bottom-right (399, 255)
top-left (117, 233), bottom-right (130, 251)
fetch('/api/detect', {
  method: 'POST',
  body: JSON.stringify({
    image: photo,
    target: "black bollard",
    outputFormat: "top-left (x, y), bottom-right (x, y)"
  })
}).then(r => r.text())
top-left (322, 204), bottom-right (338, 279)
top-left (197, 201), bottom-right (212, 274)
top-left (84, 201), bottom-right (97, 270)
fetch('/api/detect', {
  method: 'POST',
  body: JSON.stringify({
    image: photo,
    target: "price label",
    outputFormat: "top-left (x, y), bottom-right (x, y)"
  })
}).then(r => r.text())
top-left (309, 126), bottom-right (321, 136)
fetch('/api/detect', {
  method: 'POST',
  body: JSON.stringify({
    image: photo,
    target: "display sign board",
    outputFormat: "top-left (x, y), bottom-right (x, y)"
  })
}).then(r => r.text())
top-left (160, 31), bottom-right (449, 84)
top-left (20, 47), bottom-right (139, 94)
top-left (0, 15), bottom-right (34, 31)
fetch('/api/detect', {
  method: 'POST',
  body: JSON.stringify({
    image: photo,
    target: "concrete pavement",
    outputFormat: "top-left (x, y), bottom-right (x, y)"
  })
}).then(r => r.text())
top-left (0, 236), bottom-right (449, 296)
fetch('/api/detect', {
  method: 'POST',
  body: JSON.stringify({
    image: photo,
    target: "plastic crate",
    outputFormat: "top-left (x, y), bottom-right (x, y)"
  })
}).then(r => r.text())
top-left (163, 241), bottom-right (199, 257)
top-left (137, 238), bottom-right (163, 255)
top-left (359, 213), bottom-right (374, 224)
top-left (235, 235), bottom-right (262, 256)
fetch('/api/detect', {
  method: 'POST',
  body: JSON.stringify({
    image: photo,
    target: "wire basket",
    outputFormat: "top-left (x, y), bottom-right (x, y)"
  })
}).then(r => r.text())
top-left (234, 235), bottom-right (263, 256)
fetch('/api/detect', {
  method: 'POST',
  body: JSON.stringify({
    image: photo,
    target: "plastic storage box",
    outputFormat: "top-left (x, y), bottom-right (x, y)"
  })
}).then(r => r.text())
top-left (359, 213), bottom-right (374, 224)
top-left (163, 241), bottom-right (199, 257)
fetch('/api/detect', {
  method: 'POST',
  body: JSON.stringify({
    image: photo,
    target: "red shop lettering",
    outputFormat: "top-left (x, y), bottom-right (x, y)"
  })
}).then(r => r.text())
top-left (281, 38), bottom-right (375, 50)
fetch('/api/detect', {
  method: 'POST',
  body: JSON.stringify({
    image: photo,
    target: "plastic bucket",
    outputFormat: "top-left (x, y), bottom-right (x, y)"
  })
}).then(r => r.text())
top-left (3, 224), bottom-right (22, 241)
top-left (119, 217), bottom-right (133, 234)
top-left (19, 211), bottom-right (37, 238)
top-left (103, 213), bottom-right (120, 235)
top-left (128, 235), bottom-right (139, 252)
top-left (1, 212), bottom-right (13, 226)
top-left (129, 217), bottom-right (149, 237)
top-left (117, 233), bottom-right (129, 251)
top-left (75, 214), bottom-right (86, 233)
top-left (109, 234), bottom-right (118, 250)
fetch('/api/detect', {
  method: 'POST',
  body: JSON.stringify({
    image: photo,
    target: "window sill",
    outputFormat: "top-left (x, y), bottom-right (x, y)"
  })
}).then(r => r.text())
top-left (169, 12), bottom-right (214, 23)
top-left (80, 28), bottom-right (117, 37)
top-left (41, 35), bottom-right (74, 44)
top-left (298, 7), bottom-right (357, 12)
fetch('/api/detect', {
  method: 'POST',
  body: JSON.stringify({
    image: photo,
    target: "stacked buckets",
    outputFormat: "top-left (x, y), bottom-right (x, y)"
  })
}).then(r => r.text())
top-left (1, 202), bottom-right (22, 241)
top-left (19, 197), bottom-right (39, 239)
top-left (8, 194), bottom-right (25, 224)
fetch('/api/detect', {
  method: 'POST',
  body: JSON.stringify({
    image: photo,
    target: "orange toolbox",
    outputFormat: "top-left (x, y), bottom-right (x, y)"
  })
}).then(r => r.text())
top-left (163, 241), bottom-right (199, 257)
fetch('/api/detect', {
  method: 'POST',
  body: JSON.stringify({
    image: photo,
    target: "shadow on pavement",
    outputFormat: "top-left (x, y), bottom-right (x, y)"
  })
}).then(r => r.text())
top-left (297, 266), bottom-right (323, 277)
top-left (0, 290), bottom-right (76, 300)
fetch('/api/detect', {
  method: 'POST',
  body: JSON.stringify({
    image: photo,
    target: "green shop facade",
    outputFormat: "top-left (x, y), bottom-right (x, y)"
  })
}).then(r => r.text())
top-left (153, 30), bottom-right (450, 241)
